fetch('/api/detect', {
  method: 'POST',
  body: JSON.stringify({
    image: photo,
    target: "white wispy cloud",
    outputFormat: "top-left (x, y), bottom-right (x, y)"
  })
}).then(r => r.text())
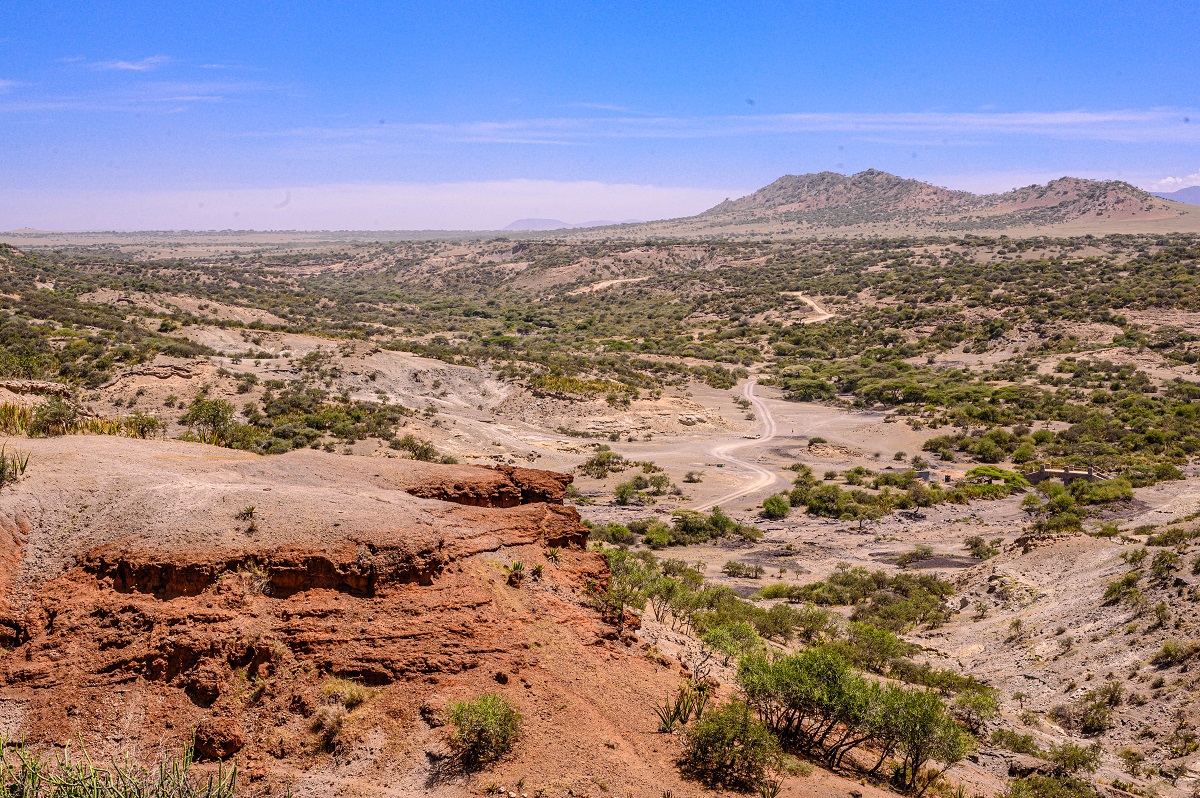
top-left (0, 79), bottom-right (21, 92)
top-left (91, 55), bottom-right (171, 72)
top-left (563, 102), bottom-right (644, 114)
top-left (1152, 170), bottom-right (1200, 190)
top-left (268, 108), bottom-right (1200, 147)
top-left (0, 79), bottom-right (276, 113)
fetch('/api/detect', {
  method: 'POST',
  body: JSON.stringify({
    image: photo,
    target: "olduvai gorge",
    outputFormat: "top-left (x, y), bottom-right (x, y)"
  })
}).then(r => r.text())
top-left (5, 170), bottom-right (1200, 798)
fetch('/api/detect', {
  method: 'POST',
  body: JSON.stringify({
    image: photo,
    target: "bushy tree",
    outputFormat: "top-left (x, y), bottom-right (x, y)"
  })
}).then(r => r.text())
top-left (762, 494), bottom-right (791, 519)
top-left (181, 395), bottom-right (235, 445)
top-left (680, 701), bottom-right (781, 790)
top-left (29, 397), bottom-right (78, 437)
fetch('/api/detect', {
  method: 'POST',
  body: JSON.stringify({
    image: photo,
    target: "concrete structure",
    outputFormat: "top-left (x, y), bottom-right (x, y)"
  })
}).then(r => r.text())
top-left (1022, 464), bottom-right (1109, 486)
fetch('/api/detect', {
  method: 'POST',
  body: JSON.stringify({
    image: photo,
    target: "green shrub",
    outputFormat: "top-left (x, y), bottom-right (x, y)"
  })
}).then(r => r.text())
top-left (780, 564), bottom-right (953, 631)
top-left (389, 433), bottom-right (456, 463)
top-left (1149, 550), bottom-right (1181, 585)
top-left (29, 397), bottom-right (78, 437)
top-left (1002, 775), bottom-right (1097, 798)
top-left (1071, 476), bottom-right (1132, 505)
top-left (964, 535), bottom-right (1002, 559)
top-left (593, 522), bottom-right (634, 545)
top-left (651, 508), bottom-right (761, 546)
top-left (761, 494), bottom-right (791, 519)
top-left (1050, 692), bottom-right (1113, 736)
top-left (1046, 741), bottom-right (1101, 777)
top-left (834, 621), bottom-right (915, 673)
top-left (992, 728), bottom-right (1043, 756)
top-left (445, 693), bottom-right (522, 767)
top-left (738, 649), bottom-right (971, 784)
top-left (594, 548), bottom-right (657, 623)
top-left (895, 545), bottom-right (934, 567)
top-left (702, 621), bottom-right (765, 662)
top-left (754, 582), bottom-right (798, 600)
top-left (964, 465), bottom-right (1030, 487)
top-left (642, 522), bottom-right (672, 549)
top-left (578, 446), bottom-right (627, 478)
top-left (953, 688), bottom-right (1000, 733)
top-left (723, 561), bottom-right (766, 579)
top-left (1102, 570), bottom-right (1142, 604)
top-left (680, 701), bottom-right (782, 790)
top-left (1153, 638), bottom-right (1200, 667)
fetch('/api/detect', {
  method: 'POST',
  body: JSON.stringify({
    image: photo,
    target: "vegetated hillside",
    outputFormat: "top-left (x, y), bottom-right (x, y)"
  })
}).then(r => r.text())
top-left (700, 170), bottom-right (980, 227)
top-left (560, 170), bottom-right (1200, 238)
top-left (693, 171), bottom-right (1184, 232)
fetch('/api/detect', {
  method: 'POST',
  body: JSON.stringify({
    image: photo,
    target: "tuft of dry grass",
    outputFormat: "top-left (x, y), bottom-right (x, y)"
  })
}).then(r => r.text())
top-left (320, 676), bottom-right (375, 710)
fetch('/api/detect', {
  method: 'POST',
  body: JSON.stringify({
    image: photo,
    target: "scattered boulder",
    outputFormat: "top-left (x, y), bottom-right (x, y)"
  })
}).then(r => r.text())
top-left (193, 717), bottom-right (244, 760)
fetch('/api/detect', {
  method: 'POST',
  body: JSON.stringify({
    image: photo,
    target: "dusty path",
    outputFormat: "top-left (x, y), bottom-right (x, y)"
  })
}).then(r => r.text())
top-left (693, 378), bottom-right (786, 511)
top-left (783, 292), bottom-right (835, 324)
top-left (566, 276), bottom-right (649, 295)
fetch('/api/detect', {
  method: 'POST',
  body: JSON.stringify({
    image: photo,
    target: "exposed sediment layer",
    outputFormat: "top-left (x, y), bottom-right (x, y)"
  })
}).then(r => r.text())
top-left (0, 437), bottom-right (613, 791)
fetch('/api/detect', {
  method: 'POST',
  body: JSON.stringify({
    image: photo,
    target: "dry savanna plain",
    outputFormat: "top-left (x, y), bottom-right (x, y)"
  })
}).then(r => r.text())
top-left (3, 176), bottom-right (1200, 798)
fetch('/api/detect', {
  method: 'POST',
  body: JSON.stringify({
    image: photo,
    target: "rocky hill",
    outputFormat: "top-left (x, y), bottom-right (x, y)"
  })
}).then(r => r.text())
top-left (695, 170), bottom-right (1185, 232)
top-left (700, 169), bottom-right (978, 226)
top-left (559, 170), bottom-right (1200, 238)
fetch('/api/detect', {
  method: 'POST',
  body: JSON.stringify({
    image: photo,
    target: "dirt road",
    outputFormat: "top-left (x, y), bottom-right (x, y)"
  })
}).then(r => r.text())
top-left (783, 292), bottom-right (835, 324)
top-left (694, 378), bottom-right (786, 511)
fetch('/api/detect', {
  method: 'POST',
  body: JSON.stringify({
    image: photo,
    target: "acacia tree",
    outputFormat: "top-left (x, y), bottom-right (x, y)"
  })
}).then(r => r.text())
top-left (737, 649), bottom-right (973, 791)
top-left (182, 396), bottom-right (235, 445)
top-left (892, 688), bottom-right (974, 796)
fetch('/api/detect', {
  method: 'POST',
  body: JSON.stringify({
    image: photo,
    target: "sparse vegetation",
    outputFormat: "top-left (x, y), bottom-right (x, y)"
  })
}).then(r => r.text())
top-left (653, 680), bottom-right (711, 733)
top-left (320, 677), bottom-right (374, 710)
top-left (0, 444), bottom-right (30, 489)
top-left (0, 738), bottom-right (238, 798)
top-left (964, 535), bottom-right (1003, 559)
top-left (722, 561), bottom-right (766, 579)
top-left (758, 563), bottom-right (953, 632)
top-left (445, 693), bottom-right (522, 768)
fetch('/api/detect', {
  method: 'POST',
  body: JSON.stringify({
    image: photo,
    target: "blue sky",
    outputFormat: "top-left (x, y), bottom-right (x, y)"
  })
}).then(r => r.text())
top-left (2, 1), bottom-right (1199, 230)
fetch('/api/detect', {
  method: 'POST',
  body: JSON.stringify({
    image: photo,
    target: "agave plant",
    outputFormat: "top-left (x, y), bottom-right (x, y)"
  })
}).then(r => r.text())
top-left (0, 444), bottom-right (30, 489)
top-left (505, 560), bottom-right (525, 586)
top-left (653, 681), bottom-right (708, 733)
top-left (0, 736), bottom-right (238, 798)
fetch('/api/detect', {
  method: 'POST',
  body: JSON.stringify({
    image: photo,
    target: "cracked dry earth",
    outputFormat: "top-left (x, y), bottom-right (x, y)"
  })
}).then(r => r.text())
top-left (0, 436), bottom-right (884, 798)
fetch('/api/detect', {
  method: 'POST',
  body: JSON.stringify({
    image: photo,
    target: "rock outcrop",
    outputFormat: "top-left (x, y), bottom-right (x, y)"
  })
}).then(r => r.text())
top-left (0, 437), bottom-right (615, 793)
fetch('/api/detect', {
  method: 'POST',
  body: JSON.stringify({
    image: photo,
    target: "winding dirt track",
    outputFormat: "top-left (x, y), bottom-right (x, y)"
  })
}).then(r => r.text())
top-left (692, 297), bottom-right (836, 512)
top-left (694, 377), bottom-right (786, 511)
top-left (784, 292), bottom-right (835, 324)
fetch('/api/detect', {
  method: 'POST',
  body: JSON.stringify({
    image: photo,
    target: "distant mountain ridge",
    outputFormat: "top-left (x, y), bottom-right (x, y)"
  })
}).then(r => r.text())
top-left (691, 169), bottom-right (1183, 232)
top-left (504, 217), bottom-right (645, 231)
top-left (1152, 186), bottom-right (1200, 205)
